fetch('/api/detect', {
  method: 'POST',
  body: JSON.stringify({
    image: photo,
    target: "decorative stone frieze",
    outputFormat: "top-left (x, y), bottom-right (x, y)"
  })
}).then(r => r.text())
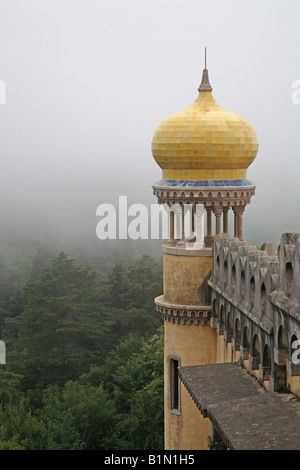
top-left (154, 295), bottom-right (212, 326)
top-left (152, 184), bottom-right (256, 208)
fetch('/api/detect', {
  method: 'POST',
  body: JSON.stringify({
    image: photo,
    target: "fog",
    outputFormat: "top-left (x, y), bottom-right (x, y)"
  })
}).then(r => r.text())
top-left (0, 0), bottom-right (299, 253)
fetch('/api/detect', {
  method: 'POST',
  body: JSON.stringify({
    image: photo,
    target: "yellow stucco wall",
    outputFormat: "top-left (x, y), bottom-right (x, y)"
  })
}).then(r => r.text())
top-left (287, 374), bottom-right (300, 397)
top-left (216, 335), bottom-right (241, 364)
top-left (164, 321), bottom-right (217, 450)
top-left (163, 252), bottom-right (217, 450)
top-left (163, 253), bottom-right (212, 306)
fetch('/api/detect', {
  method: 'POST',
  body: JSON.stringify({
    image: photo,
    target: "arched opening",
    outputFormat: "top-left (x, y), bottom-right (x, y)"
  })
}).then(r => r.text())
top-left (253, 334), bottom-right (260, 356)
top-left (216, 255), bottom-right (220, 274)
top-left (242, 326), bottom-right (250, 361)
top-left (278, 325), bottom-right (288, 353)
top-left (234, 318), bottom-right (241, 350)
top-left (213, 298), bottom-right (218, 317)
top-left (224, 261), bottom-right (228, 288)
top-left (260, 282), bottom-right (266, 314)
top-left (218, 305), bottom-right (225, 335)
top-left (286, 262), bottom-right (293, 299)
top-left (226, 311), bottom-right (233, 343)
top-left (251, 334), bottom-right (261, 370)
top-left (220, 305), bottom-right (225, 324)
top-left (250, 276), bottom-right (255, 307)
top-left (241, 270), bottom-right (245, 297)
top-left (261, 344), bottom-right (271, 381)
top-left (231, 265), bottom-right (236, 294)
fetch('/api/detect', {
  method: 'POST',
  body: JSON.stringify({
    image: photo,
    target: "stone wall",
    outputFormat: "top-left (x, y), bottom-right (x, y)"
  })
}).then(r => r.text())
top-left (208, 232), bottom-right (300, 394)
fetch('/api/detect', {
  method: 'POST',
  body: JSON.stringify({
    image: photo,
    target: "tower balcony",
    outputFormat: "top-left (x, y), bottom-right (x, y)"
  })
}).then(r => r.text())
top-left (152, 178), bottom-right (256, 249)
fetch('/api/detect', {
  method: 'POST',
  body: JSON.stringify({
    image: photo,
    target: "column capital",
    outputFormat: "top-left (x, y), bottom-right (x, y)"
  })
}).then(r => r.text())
top-left (232, 205), bottom-right (245, 215)
top-left (213, 206), bottom-right (223, 216)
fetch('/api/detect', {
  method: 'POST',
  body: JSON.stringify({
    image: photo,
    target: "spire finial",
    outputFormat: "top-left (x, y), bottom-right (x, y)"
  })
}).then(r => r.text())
top-left (198, 47), bottom-right (212, 92)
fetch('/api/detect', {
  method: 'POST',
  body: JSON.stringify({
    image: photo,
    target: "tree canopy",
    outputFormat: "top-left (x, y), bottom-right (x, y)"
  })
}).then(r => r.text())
top-left (0, 247), bottom-right (164, 449)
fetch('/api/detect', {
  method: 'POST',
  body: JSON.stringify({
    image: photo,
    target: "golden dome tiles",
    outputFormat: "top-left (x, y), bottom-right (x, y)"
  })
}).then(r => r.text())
top-left (152, 84), bottom-right (258, 181)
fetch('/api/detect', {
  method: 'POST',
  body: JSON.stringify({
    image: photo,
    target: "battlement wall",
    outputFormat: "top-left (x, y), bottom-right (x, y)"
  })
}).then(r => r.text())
top-left (208, 233), bottom-right (300, 394)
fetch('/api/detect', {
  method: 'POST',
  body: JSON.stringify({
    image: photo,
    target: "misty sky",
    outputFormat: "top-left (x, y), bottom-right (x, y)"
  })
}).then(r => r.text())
top-left (0, 0), bottom-right (299, 248)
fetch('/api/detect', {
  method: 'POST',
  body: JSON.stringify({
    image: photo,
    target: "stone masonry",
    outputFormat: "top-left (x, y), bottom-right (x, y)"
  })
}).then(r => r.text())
top-left (208, 232), bottom-right (300, 393)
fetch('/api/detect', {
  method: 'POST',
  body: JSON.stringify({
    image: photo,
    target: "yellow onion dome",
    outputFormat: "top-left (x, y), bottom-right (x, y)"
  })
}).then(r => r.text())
top-left (151, 68), bottom-right (258, 181)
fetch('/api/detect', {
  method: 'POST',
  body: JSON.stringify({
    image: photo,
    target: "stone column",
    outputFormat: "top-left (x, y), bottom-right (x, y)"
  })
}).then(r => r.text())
top-left (204, 207), bottom-right (213, 247)
top-left (233, 206), bottom-right (245, 241)
top-left (213, 207), bottom-right (223, 236)
top-left (166, 207), bottom-right (177, 245)
top-left (223, 206), bottom-right (229, 234)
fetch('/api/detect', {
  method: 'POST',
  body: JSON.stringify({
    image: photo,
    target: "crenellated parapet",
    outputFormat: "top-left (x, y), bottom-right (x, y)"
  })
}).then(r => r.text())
top-left (268, 233), bottom-right (300, 386)
top-left (209, 233), bottom-right (300, 393)
top-left (270, 233), bottom-right (300, 305)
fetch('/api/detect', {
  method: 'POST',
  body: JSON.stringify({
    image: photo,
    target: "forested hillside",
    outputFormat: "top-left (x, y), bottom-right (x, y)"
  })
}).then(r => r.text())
top-left (0, 243), bottom-right (164, 450)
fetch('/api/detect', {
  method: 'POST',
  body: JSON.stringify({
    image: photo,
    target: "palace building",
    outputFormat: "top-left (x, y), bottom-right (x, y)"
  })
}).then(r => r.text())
top-left (151, 59), bottom-right (300, 450)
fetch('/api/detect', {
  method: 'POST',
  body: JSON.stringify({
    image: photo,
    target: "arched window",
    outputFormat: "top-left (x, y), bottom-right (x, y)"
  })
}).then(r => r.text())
top-left (169, 357), bottom-right (181, 414)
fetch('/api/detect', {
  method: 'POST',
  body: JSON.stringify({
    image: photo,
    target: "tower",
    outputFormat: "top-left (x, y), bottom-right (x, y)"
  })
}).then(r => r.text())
top-left (151, 55), bottom-right (259, 450)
